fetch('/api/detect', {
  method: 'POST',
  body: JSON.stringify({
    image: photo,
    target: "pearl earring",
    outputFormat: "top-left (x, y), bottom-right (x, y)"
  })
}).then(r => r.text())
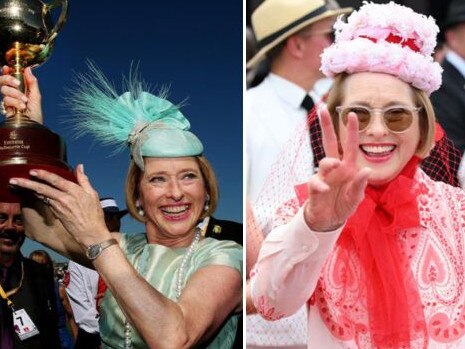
top-left (204, 194), bottom-right (210, 211)
top-left (136, 200), bottom-right (145, 216)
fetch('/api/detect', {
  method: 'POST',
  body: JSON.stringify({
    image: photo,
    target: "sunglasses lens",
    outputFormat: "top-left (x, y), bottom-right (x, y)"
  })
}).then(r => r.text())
top-left (341, 107), bottom-right (371, 130)
top-left (340, 106), bottom-right (415, 132)
top-left (384, 108), bottom-right (413, 132)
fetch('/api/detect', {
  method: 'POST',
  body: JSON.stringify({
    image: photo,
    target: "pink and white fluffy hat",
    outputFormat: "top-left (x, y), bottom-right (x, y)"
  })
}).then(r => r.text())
top-left (320, 1), bottom-right (442, 95)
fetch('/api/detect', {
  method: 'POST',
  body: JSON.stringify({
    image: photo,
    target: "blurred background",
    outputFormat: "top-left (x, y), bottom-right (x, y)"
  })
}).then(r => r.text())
top-left (21, 0), bottom-right (243, 262)
top-left (246, 0), bottom-right (453, 89)
top-left (246, 0), bottom-right (451, 27)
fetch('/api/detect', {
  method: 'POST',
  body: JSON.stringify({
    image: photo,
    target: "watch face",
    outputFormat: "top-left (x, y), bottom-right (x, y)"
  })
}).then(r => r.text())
top-left (87, 244), bottom-right (102, 259)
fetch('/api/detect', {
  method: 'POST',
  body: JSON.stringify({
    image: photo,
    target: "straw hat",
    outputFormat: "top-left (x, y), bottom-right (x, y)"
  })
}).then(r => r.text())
top-left (247, 0), bottom-right (352, 68)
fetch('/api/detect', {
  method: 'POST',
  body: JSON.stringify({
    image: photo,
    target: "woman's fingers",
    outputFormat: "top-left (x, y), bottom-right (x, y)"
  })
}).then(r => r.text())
top-left (319, 105), bottom-right (339, 158)
top-left (0, 67), bottom-right (43, 123)
top-left (0, 75), bottom-right (21, 90)
top-left (30, 169), bottom-right (78, 192)
top-left (317, 157), bottom-right (341, 179)
top-left (345, 167), bottom-right (371, 204)
top-left (309, 157), bottom-right (344, 195)
top-left (0, 76), bottom-right (25, 108)
top-left (10, 168), bottom-right (98, 208)
top-left (10, 169), bottom-right (78, 198)
top-left (10, 176), bottom-right (64, 202)
top-left (3, 95), bottom-right (26, 111)
top-left (308, 175), bottom-right (330, 194)
top-left (343, 112), bottom-right (360, 164)
top-left (0, 73), bottom-right (26, 117)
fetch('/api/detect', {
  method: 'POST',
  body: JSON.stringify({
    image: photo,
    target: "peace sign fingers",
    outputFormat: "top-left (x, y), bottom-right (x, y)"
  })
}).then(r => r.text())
top-left (319, 105), bottom-right (340, 159)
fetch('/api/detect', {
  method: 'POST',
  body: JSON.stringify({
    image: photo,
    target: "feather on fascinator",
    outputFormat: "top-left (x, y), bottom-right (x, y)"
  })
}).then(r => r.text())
top-left (320, 1), bottom-right (442, 95)
top-left (67, 64), bottom-right (203, 170)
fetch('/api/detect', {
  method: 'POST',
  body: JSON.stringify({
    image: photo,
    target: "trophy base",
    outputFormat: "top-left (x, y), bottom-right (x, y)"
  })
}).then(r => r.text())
top-left (0, 118), bottom-right (75, 203)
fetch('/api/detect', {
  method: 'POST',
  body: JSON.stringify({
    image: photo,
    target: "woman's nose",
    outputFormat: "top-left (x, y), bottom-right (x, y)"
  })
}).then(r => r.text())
top-left (365, 113), bottom-right (389, 136)
top-left (167, 180), bottom-right (183, 200)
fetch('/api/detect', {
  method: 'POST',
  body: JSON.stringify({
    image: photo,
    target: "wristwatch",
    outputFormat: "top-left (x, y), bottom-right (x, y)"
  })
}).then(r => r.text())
top-left (86, 238), bottom-right (118, 260)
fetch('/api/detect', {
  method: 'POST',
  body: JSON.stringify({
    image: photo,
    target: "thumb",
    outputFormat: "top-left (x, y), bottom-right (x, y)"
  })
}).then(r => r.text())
top-left (75, 164), bottom-right (94, 193)
top-left (24, 68), bottom-right (41, 98)
top-left (23, 67), bottom-right (43, 124)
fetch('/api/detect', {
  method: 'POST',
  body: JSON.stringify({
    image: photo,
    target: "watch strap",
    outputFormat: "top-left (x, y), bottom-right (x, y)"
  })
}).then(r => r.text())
top-left (86, 238), bottom-right (118, 260)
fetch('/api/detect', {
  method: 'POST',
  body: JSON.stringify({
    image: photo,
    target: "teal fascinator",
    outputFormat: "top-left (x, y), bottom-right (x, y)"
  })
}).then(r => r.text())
top-left (67, 63), bottom-right (203, 169)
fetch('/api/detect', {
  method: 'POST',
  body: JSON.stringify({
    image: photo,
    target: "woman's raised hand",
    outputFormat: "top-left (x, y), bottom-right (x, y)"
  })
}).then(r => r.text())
top-left (303, 106), bottom-right (371, 232)
top-left (0, 66), bottom-right (43, 123)
top-left (10, 165), bottom-right (110, 248)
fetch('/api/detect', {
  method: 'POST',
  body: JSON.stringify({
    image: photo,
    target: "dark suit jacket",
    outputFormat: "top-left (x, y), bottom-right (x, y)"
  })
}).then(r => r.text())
top-left (431, 58), bottom-right (465, 153)
top-left (205, 216), bottom-right (243, 246)
top-left (0, 256), bottom-right (61, 349)
top-left (204, 216), bottom-right (243, 349)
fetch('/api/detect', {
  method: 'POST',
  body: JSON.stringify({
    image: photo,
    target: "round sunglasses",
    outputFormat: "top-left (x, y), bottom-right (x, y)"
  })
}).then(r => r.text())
top-left (335, 105), bottom-right (423, 133)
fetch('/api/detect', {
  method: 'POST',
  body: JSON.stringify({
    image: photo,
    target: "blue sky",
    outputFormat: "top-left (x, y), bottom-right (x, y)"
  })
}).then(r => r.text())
top-left (22, 1), bottom-right (243, 262)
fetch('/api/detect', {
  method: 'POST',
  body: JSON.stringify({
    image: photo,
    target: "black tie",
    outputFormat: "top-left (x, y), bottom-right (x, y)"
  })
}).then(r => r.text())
top-left (301, 94), bottom-right (314, 113)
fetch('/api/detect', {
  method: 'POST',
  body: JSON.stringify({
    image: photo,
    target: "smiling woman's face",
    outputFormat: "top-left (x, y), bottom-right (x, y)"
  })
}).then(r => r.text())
top-left (338, 72), bottom-right (421, 186)
top-left (138, 157), bottom-right (206, 245)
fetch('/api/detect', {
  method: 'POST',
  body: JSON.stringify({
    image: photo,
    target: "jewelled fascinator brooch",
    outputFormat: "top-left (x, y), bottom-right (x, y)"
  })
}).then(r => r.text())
top-left (320, 1), bottom-right (442, 95)
top-left (67, 64), bottom-right (203, 170)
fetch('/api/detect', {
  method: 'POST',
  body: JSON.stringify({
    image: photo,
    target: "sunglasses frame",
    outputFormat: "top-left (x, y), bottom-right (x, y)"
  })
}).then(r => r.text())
top-left (335, 105), bottom-right (423, 133)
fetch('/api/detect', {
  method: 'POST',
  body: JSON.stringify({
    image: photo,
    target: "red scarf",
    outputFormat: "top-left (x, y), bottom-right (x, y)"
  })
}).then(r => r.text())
top-left (338, 156), bottom-right (426, 347)
top-left (295, 156), bottom-right (426, 347)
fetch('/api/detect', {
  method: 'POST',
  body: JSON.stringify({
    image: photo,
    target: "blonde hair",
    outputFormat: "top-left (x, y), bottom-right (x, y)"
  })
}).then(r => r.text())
top-left (125, 156), bottom-right (219, 223)
top-left (326, 73), bottom-right (435, 158)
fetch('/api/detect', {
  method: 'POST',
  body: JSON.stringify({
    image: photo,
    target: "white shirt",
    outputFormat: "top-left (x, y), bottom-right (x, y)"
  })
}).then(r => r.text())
top-left (246, 73), bottom-right (323, 202)
top-left (66, 261), bottom-right (100, 334)
top-left (246, 73), bottom-right (328, 346)
top-left (445, 50), bottom-right (465, 79)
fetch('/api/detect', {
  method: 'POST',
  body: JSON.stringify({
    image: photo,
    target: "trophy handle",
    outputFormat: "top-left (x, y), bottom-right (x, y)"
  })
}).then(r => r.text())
top-left (44, 0), bottom-right (68, 43)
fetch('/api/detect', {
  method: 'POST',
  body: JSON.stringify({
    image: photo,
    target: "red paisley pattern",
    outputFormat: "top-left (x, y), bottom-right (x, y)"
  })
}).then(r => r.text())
top-left (255, 295), bottom-right (286, 321)
top-left (311, 170), bottom-right (465, 347)
top-left (254, 169), bottom-right (465, 348)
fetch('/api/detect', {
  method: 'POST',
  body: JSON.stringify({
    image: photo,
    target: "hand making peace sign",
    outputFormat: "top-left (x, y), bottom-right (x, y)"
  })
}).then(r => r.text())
top-left (303, 106), bottom-right (372, 232)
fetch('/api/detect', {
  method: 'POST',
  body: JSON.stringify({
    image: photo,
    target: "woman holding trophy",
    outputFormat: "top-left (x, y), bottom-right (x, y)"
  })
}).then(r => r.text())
top-left (0, 67), bottom-right (243, 349)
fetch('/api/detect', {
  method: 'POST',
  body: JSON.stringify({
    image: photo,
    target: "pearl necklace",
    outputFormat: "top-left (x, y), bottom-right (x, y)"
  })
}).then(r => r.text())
top-left (124, 229), bottom-right (202, 349)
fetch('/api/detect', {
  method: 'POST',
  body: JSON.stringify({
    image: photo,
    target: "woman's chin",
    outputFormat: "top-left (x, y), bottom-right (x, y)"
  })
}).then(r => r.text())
top-left (367, 171), bottom-right (397, 187)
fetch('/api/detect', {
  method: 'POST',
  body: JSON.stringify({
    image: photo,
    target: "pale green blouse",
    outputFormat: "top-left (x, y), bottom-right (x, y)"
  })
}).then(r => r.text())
top-left (99, 233), bottom-right (243, 349)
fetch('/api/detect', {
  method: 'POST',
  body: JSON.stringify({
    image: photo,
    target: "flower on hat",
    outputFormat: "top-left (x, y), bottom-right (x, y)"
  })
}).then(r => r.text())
top-left (321, 1), bottom-right (442, 95)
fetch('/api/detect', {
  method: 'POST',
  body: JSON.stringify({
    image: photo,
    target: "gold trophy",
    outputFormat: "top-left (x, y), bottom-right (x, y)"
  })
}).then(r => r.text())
top-left (0, 0), bottom-right (70, 201)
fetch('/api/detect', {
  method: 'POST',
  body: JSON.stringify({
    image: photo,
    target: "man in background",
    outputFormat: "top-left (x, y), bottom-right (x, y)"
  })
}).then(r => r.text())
top-left (431, 0), bottom-right (465, 152)
top-left (246, 0), bottom-right (351, 203)
top-left (0, 201), bottom-right (60, 349)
